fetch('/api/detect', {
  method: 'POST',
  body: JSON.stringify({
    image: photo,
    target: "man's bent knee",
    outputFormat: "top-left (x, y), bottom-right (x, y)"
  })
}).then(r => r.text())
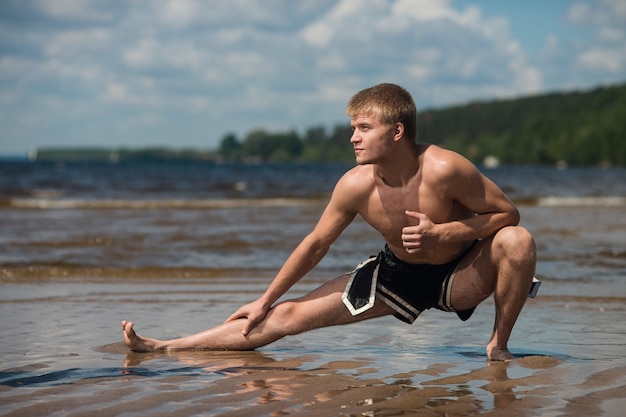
top-left (493, 226), bottom-right (536, 265)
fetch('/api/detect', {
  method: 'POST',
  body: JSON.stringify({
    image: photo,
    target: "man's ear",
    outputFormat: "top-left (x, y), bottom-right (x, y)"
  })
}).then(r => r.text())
top-left (393, 122), bottom-right (404, 141)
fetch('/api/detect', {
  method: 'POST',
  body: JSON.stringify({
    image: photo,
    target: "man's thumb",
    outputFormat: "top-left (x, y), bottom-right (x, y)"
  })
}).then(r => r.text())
top-left (405, 210), bottom-right (423, 222)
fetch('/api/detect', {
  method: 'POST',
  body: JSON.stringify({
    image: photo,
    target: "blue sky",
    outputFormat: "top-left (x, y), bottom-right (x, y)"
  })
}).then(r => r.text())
top-left (1, 0), bottom-right (625, 155)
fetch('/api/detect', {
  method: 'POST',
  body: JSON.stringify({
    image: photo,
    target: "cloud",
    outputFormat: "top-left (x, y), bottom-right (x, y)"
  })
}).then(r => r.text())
top-left (0, 0), bottom-right (624, 153)
top-left (568, 0), bottom-right (626, 24)
top-left (301, 0), bottom-right (542, 106)
top-left (563, 0), bottom-right (626, 82)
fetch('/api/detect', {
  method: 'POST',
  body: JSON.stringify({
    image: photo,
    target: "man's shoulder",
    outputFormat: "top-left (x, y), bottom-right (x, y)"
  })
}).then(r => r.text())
top-left (340, 164), bottom-right (375, 183)
top-left (421, 144), bottom-right (476, 179)
top-left (421, 143), bottom-right (459, 160)
top-left (332, 165), bottom-right (375, 201)
top-left (420, 144), bottom-right (467, 164)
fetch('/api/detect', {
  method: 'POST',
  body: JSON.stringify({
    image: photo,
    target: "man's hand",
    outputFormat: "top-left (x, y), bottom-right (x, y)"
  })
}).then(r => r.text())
top-left (225, 299), bottom-right (270, 336)
top-left (401, 210), bottom-right (438, 253)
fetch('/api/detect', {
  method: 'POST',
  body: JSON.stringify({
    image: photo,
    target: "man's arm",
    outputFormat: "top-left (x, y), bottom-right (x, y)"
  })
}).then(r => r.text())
top-left (441, 152), bottom-right (519, 240)
top-left (226, 171), bottom-right (361, 335)
top-left (403, 149), bottom-right (519, 253)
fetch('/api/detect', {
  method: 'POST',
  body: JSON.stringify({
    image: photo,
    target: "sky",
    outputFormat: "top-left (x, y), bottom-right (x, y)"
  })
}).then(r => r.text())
top-left (1, 0), bottom-right (625, 156)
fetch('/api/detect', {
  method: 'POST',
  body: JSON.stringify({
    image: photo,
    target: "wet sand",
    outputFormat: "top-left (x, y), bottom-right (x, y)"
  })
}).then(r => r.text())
top-left (1, 275), bottom-right (626, 416)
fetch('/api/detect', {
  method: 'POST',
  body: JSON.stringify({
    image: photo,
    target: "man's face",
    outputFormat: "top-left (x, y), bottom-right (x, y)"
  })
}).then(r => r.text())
top-left (349, 113), bottom-right (395, 165)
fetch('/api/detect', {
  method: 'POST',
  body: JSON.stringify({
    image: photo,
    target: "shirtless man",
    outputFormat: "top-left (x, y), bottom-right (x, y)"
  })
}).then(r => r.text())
top-left (122, 83), bottom-right (536, 361)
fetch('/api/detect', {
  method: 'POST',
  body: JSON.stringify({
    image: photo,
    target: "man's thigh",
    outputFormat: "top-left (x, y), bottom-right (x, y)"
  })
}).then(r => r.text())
top-left (292, 274), bottom-right (395, 328)
top-left (448, 238), bottom-right (498, 311)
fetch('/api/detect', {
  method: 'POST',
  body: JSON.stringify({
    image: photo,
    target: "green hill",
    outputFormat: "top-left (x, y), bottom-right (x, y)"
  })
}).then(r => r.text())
top-left (417, 83), bottom-right (625, 166)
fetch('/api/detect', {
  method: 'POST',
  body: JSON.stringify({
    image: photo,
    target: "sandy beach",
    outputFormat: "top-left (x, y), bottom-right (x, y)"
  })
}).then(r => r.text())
top-left (1, 272), bottom-right (625, 417)
top-left (2, 162), bottom-right (625, 416)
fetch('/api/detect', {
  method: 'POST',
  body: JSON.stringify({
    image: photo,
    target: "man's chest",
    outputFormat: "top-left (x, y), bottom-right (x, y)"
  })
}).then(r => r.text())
top-left (361, 187), bottom-right (452, 235)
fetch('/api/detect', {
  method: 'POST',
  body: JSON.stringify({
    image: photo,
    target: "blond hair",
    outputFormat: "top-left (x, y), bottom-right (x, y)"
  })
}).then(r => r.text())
top-left (346, 83), bottom-right (417, 142)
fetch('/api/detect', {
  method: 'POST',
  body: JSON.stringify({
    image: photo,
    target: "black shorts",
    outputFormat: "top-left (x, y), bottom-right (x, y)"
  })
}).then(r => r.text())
top-left (342, 243), bottom-right (477, 324)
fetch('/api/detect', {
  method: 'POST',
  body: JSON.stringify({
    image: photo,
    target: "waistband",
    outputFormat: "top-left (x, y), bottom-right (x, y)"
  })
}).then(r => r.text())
top-left (382, 241), bottom-right (478, 270)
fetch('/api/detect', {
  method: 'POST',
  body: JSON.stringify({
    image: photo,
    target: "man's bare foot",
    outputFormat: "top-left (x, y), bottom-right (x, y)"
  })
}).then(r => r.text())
top-left (121, 320), bottom-right (164, 352)
top-left (487, 345), bottom-right (516, 362)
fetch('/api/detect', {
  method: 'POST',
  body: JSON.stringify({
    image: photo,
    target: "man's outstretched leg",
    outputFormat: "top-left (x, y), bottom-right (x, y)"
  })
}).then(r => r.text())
top-left (450, 226), bottom-right (536, 361)
top-left (122, 273), bottom-right (395, 352)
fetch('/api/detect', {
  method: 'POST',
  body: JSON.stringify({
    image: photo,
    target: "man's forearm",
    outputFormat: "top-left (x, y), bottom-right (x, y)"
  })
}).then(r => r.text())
top-left (259, 235), bottom-right (330, 307)
top-left (439, 209), bottom-right (520, 243)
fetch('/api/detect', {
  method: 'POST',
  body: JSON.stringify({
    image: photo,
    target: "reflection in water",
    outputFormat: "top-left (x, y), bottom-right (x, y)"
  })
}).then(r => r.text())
top-left (116, 347), bottom-right (563, 415)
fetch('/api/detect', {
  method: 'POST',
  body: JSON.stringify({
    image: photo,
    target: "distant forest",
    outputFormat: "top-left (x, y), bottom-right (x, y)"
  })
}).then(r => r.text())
top-left (37, 82), bottom-right (625, 166)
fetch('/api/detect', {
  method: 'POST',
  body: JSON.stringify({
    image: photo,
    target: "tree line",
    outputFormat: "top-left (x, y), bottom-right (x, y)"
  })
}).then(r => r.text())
top-left (217, 82), bottom-right (625, 166)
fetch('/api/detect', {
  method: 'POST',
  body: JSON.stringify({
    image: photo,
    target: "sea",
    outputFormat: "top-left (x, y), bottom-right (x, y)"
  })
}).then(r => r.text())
top-left (2, 159), bottom-right (625, 277)
top-left (1, 159), bottom-right (625, 416)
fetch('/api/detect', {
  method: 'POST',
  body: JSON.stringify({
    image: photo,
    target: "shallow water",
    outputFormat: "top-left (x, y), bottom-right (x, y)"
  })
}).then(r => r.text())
top-left (1, 161), bottom-right (626, 416)
top-left (1, 274), bottom-right (625, 416)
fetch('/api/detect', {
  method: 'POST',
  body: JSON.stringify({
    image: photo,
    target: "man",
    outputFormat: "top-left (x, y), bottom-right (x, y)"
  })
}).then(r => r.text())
top-left (122, 83), bottom-right (536, 361)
